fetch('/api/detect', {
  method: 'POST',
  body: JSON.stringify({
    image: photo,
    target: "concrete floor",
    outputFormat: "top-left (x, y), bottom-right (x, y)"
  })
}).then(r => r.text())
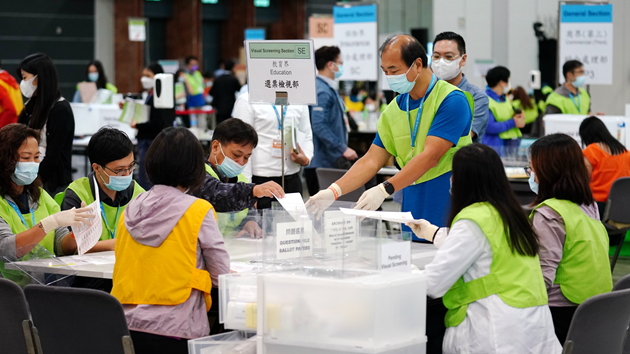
top-left (613, 257), bottom-right (630, 285)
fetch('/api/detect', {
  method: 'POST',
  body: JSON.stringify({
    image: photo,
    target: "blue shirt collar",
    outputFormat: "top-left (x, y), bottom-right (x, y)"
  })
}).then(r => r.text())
top-left (317, 74), bottom-right (338, 91)
top-left (457, 74), bottom-right (469, 88)
top-left (485, 86), bottom-right (505, 102)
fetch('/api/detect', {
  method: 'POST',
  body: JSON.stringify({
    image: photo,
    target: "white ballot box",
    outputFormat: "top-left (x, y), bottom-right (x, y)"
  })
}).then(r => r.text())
top-left (71, 103), bottom-right (136, 138)
top-left (544, 114), bottom-right (630, 147)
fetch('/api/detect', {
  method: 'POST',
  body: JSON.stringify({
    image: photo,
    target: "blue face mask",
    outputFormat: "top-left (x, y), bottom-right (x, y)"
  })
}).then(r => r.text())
top-left (528, 172), bottom-right (539, 194)
top-left (573, 75), bottom-right (586, 88)
top-left (216, 144), bottom-right (246, 178)
top-left (385, 63), bottom-right (418, 94)
top-left (12, 162), bottom-right (39, 186)
top-left (99, 168), bottom-right (133, 192)
top-left (334, 63), bottom-right (344, 79)
top-left (88, 73), bottom-right (99, 82)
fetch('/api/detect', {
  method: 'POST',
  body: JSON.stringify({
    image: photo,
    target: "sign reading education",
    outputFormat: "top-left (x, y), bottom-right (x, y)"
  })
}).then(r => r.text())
top-left (558, 3), bottom-right (613, 85)
top-left (333, 4), bottom-right (378, 81)
top-left (245, 40), bottom-right (317, 105)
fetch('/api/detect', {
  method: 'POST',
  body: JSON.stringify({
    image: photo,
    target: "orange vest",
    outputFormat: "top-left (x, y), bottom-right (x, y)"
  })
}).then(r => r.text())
top-left (111, 199), bottom-right (216, 311)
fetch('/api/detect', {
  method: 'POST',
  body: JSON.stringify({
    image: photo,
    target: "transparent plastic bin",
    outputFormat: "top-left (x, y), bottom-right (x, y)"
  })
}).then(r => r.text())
top-left (188, 331), bottom-right (256, 354)
top-left (259, 270), bottom-right (427, 353)
top-left (219, 271), bottom-right (259, 331)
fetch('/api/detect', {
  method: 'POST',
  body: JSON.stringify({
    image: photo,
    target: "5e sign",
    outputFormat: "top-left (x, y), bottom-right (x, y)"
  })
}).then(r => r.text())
top-left (245, 40), bottom-right (317, 105)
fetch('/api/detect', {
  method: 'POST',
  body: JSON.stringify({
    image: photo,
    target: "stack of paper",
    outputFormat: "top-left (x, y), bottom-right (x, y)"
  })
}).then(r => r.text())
top-left (339, 208), bottom-right (415, 223)
top-left (272, 192), bottom-right (308, 221)
top-left (71, 177), bottom-right (103, 255)
top-left (119, 100), bottom-right (150, 125)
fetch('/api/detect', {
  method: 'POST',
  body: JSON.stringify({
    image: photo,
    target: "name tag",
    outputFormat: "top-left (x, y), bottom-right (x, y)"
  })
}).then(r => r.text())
top-left (271, 139), bottom-right (283, 158)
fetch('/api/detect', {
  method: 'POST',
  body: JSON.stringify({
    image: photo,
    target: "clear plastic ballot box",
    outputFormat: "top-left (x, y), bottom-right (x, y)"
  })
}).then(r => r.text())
top-left (188, 331), bottom-right (256, 354)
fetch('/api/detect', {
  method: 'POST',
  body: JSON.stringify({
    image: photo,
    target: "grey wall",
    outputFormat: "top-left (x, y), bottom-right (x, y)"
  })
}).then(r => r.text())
top-left (95, 0), bottom-right (115, 85)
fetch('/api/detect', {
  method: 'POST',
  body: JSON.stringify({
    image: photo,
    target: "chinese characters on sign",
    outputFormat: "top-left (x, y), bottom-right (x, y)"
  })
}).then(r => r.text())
top-left (559, 4), bottom-right (613, 85)
top-left (276, 220), bottom-right (313, 260)
top-left (333, 4), bottom-right (378, 81)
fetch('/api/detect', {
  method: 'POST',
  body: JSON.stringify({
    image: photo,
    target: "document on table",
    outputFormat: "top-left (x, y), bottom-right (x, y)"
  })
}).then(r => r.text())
top-left (71, 177), bottom-right (103, 255)
top-left (272, 192), bottom-right (308, 221)
top-left (339, 208), bottom-right (415, 223)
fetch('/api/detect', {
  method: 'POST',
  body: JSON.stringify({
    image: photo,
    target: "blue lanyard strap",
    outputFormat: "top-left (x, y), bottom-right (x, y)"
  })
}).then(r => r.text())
top-left (272, 105), bottom-right (288, 130)
top-left (406, 74), bottom-right (437, 148)
top-left (6, 200), bottom-right (35, 228)
top-left (569, 92), bottom-right (581, 112)
top-left (100, 202), bottom-right (120, 239)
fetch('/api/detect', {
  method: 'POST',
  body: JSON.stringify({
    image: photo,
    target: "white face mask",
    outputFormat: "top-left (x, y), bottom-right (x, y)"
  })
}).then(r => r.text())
top-left (20, 75), bottom-right (38, 98)
top-left (431, 57), bottom-right (463, 81)
top-left (365, 103), bottom-right (377, 112)
top-left (141, 76), bottom-right (154, 90)
top-left (503, 81), bottom-right (512, 95)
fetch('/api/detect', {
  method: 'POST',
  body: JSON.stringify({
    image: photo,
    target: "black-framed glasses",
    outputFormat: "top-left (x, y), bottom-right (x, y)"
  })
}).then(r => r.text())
top-left (102, 162), bottom-right (137, 176)
top-left (524, 166), bottom-right (532, 177)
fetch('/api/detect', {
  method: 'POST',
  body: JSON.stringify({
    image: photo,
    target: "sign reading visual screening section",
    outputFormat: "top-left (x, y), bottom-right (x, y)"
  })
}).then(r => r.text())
top-left (558, 3), bottom-right (613, 85)
top-left (333, 4), bottom-right (378, 81)
top-left (245, 40), bottom-right (317, 105)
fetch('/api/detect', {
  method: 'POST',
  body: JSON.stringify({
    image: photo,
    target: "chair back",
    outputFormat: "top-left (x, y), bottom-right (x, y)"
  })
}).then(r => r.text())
top-left (316, 168), bottom-right (365, 203)
top-left (604, 177), bottom-right (630, 224)
top-left (562, 289), bottom-right (630, 354)
top-left (0, 278), bottom-right (41, 354)
top-left (614, 274), bottom-right (630, 291)
top-left (24, 285), bottom-right (134, 354)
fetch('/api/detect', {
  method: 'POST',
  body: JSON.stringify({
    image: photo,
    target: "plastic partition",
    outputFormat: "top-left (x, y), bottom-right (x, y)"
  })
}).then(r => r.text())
top-left (217, 209), bottom-right (263, 263)
top-left (3, 244), bottom-right (77, 288)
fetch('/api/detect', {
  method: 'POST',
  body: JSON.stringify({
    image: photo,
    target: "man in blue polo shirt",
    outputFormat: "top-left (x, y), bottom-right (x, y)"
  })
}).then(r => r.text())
top-left (307, 34), bottom-right (473, 234)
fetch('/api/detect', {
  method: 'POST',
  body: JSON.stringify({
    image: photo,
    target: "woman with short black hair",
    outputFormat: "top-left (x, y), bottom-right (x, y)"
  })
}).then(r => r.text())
top-left (407, 143), bottom-right (560, 353)
top-left (111, 127), bottom-right (229, 354)
top-left (528, 133), bottom-right (612, 345)
top-left (17, 53), bottom-right (75, 195)
top-left (579, 116), bottom-right (630, 217)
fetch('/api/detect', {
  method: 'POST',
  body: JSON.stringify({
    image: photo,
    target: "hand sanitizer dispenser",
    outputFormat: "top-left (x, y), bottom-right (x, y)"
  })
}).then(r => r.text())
top-left (154, 73), bottom-right (174, 109)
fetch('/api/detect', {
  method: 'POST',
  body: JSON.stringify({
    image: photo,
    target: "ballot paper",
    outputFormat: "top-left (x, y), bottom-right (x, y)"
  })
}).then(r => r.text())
top-left (272, 192), bottom-right (308, 221)
top-left (77, 82), bottom-right (97, 103)
top-left (71, 177), bottom-right (103, 255)
top-left (339, 208), bottom-right (415, 223)
top-left (119, 100), bottom-right (150, 125)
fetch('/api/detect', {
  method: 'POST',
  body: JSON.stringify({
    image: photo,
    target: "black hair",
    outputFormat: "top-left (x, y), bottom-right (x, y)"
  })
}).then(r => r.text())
top-left (212, 118), bottom-right (258, 148)
top-left (579, 116), bottom-right (627, 156)
top-left (16, 53), bottom-right (61, 131)
top-left (87, 127), bottom-right (134, 167)
top-left (433, 31), bottom-right (466, 55)
top-left (145, 63), bottom-right (164, 76)
top-left (448, 144), bottom-right (539, 257)
top-left (224, 59), bottom-right (235, 72)
top-left (145, 127), bottom-right (206, 191)
top-left (379, 35), bottom-right (428, 69)
top-left (0, 57), bottom-right (2, 68)
top-left (185, 56), bottom-right (198, 65)
top-left (85, 60), bottom-right (109, 90)
top-left (563, 60), bottom-right (583, 79)
top-left (175, 69), bottom-right (185, 78)
top-left (0, 124), bottom-right (42, 209)
top-left (485, 66), bottom-right (510, 87)
top-left (202, 71), bottom-right (214, 80)
top-left (315, 46), bottom-right (341, 71)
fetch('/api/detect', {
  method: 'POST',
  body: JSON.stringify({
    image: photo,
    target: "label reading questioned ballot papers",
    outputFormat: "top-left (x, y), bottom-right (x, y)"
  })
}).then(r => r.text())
top-left (276, 220), bottom-right (313, 260)
top-left (245, 40), bottom-right (317, 105)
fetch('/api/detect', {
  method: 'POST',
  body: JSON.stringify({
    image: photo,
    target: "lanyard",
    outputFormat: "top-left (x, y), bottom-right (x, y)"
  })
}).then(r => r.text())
top-left (272, 105), bottom-right (288, 130)
top-left (6, 200), bottom-right (35, 228)
top-left (406, 74), bottom-right (437, 148)
top-left (100, 202), bottom-right (120, 239)
top-left (569, 92), bottom-right (581, 113)
top-left (336, 93), bottom-right (347, 113)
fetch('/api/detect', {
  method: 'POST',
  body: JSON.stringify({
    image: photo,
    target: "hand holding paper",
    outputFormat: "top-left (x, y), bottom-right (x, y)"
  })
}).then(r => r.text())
top-left (339, 208), bottom-right (415, 223)
top-left (273, 192), bottom-right (308, 221)
top-left (405, 219), bottom-right (439, 242)
top-left (70, 178), bottom-right (104, 255)
top-left (40, 202), bottom-right (94, 234)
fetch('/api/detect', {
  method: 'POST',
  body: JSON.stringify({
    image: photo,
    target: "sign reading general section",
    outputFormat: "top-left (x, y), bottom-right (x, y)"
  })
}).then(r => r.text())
top-left (333, 4), bottom-right (378, 81)
top-left (558, 3), bottom-right (613, 85)
top-left (245, 40), bottom-right (317, 105)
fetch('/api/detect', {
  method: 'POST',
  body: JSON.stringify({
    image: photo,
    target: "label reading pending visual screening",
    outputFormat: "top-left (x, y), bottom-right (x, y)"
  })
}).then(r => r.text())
top-left (249, 43), bottom-right (311, 59)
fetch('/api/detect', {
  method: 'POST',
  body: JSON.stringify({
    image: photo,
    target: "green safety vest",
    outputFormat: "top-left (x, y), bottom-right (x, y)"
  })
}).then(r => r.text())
top-left (377, 81), bottom-right (474, 185)
top-left (488, 97), bottom-right (522, 140)
top-left (545, 88), bottom-right (590, 115)
top-left (205, 164), bottom-right (249, 235)
top-left (62, 177), bottom-right (144, 241)
top-left (512, 99), bottom-right (539, 125)
top-left (0, 190), bottom-right (59, 281)
top-left (531, 198), bottom-right (612, 304)
top-left (185, 71), bottom-right (205, 96)
top-left (443, 202), bottom-right (548, 327)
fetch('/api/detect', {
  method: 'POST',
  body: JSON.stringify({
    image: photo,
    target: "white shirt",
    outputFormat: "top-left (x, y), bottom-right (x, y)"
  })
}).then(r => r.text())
top-left (233, 92), bottom-right (314, 180)
top-left (427, 220), bottom-right (562, 354)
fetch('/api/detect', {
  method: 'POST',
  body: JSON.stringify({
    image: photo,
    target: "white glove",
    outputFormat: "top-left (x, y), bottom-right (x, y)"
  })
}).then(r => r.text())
top-left (354, 184), bottom-right (389, 211)
top-left (40, 202), bottom-right (94, 234)
top-left (306, 183), bottom-right (342, 219)
top-left (405, 219), bottom-right (439, 242)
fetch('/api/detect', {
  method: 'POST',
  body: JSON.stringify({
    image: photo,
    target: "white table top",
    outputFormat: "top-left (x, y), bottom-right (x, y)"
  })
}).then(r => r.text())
top-left (5, 242), bottom-right (437, 279)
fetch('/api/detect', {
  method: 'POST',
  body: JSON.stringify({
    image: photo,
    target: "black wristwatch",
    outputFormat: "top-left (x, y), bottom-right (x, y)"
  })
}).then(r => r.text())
top-left (382, 181), bottom-right (395, 195)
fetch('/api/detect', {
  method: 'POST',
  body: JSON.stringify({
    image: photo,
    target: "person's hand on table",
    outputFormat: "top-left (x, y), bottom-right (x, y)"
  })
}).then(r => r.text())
top-left (236, 221), bottom-right (262, 239)
top-left (354, 183), bottom-right (389, 211)
top-left (306, 183), bottom-right (341, 219)
top-left (405, 219), bottom-right (439, 242)
top-left (40, 201), bottom-right (94, 234)
top-left (513, 112), bottom-right (525, 128)
top-left (253, 181), bottom-right (284, 199)
top-left (343, 147), bottom-right (358, 161)
top-left (290, 143), bottom-right (309, 166)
